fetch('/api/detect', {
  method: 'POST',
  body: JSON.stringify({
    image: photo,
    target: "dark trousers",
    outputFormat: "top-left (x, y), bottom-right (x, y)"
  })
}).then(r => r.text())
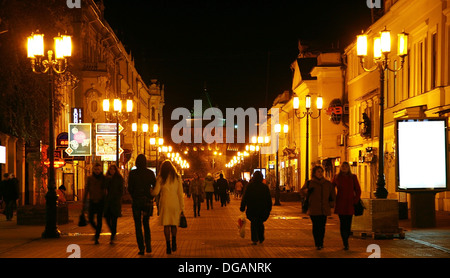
top-left (105, 214), bottom-right (118, 240)
top-left (192, 194), bottom-right (201, 216)
top-left (220, 192), bottom-right (227, 207)
top-left (4, 200), bottom-right (15, 220)
top-left (205, 192), bottom-right (214, 209)
top-left (250, 219), bottom-right (265, 243)
top-left (310, 215), bottom-right (327, 247)
top-left (88, 200), bottom-right (104, 240)
top-left (132, 202), bottom-right (152, 252)
top-left (338, 215), bottom-right (353, 247)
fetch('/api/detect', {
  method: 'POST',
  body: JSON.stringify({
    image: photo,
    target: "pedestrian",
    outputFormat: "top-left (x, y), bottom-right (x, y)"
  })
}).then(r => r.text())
top-left (204, 173), bottom-right (215, 210)
top-left (128, 154), bottom-right (157, 255)
top-left (332, 161), bottom-right (361, 250)
top-left (56, 185), bottom-right (67, 204)
top-left (83, 163), bottom-right (106, 244)
top-left (104, 164), bottom-right (124, 245)
top-left (240, 171), bottom-right (272, 245)
top-left (1, 173), bottom-right (18, 221)
top-left (301, 165), bottom-right (336, 250)
top-left (235, 179), bottom-right (243, 199)
top-left (189, 173), bottom-right (204, 217)
top-left (216, 173), bottom-right (229, 207)
top-left (152, 159), bottom-right (185, 254)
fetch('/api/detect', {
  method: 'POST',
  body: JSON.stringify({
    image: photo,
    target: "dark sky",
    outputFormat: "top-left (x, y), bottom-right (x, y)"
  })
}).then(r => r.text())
top-left (102, 0), bottom-right (372, 131)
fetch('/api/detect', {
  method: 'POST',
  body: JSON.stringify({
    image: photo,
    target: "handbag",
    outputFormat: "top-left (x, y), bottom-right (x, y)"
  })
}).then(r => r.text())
top-left (302, 180), bottom-right (311, 213)
top-left (354, 199), bottom-right (365, 216)
top-left (179, 212), bottom-right (187, 228)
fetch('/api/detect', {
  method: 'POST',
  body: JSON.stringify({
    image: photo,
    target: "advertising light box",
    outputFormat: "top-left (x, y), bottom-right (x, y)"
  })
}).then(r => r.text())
top-left (396, 118), bottom-right (448, 191)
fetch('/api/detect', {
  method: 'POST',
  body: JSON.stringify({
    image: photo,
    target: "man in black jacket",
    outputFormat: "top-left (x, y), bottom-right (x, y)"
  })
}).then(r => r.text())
top-left (216, 174), bottom-right (229, 207)
top-left (240, 171), bottom-right (272, 245)
top-left (128, 154), bottom-right (156, 255)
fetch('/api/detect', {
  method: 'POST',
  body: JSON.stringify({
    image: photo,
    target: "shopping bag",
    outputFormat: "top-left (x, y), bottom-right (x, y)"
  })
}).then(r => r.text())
top-left (78, 212), bottom-right (87, 227)
top-left (237, 213), bottom-right (246, 238)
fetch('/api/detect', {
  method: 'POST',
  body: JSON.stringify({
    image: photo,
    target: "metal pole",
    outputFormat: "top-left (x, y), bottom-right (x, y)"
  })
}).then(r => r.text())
top-left (116, 116), bottom-right (119, 166)
top-left (305, 111), bottom-right (310, 182)
top-left (375, 64), bottom-right (388, 198)
top-left (42, 68), bottom-right (60, 238)
top-left (274, 143), bottom-right (281, 206)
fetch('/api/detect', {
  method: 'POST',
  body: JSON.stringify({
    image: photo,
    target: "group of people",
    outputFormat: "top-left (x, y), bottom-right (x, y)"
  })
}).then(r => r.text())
top-left (81, 155), bottom-right (361, 254)
top-left (0, 173), bottom-right (19, 221)
top-left (83, 154), bottom-right (184, 255)
top-left (188, 172), bottom-right (231, 218)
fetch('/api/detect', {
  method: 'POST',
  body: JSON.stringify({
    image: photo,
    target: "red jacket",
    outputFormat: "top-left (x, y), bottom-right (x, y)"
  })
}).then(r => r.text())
top-left (332, 174), bottom-right (361, 215)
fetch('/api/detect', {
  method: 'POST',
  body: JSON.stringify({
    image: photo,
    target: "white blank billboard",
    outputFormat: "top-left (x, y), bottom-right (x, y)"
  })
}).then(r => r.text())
top-left (396, 118), bottom-right (448, 191)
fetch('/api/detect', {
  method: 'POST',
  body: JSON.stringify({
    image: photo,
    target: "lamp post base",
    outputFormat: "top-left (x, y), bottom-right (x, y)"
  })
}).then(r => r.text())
top-left (374, 186), bottom-right (388, 199)
top-left (41, 189), bottom-right (61, 239)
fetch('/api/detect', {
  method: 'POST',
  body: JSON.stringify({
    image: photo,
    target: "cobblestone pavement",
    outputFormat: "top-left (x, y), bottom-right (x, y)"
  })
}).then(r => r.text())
top-left (1, 195), bottom-right (449, 275)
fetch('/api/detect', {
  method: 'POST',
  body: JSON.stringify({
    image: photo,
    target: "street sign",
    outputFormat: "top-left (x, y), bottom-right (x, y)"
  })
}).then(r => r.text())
top-left (96, 123), bottom-right (123, 134)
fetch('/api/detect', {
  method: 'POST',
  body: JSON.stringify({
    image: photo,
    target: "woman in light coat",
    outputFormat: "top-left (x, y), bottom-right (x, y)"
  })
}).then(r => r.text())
top-left (152, 159), bottom-right (185, 254)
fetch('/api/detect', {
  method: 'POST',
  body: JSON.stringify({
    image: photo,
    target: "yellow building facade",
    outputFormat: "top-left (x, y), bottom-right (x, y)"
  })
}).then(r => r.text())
top-left (345, 0), bottom-right (450, 210)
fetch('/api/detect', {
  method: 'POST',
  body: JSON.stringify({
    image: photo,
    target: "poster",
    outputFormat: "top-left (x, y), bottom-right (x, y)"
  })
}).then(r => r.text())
top-left (96, 134), bottom-right (119, 156)
top-left (66, 123), bottom-right (92, 156)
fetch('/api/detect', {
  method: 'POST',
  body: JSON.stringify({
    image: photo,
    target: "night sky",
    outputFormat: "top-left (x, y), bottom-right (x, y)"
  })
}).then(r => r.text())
top-left (102, 0), bottom-right (372, 132)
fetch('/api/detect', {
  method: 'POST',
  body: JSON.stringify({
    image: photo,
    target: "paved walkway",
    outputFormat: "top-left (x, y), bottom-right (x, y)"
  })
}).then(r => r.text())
top-left (1, 195), bottom-right (450, 275)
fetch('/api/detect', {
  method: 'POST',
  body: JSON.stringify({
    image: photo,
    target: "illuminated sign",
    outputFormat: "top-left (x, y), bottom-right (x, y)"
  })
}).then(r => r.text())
top-left (72, 108), bottom-right (83, 123)
top-left (396, 118), bottom-right (448, 191)
top-left (0, 146), bottom-right (5, 164)
top-left (66, 123), bottom-right (92, 156)
top-left (44, 158), bottom-right (66, 168)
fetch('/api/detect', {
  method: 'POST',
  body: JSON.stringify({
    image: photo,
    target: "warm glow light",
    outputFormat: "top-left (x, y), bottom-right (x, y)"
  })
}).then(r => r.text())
top-left (257, 136), bottom-right (263, 144)
top-left (373, 37), bottom-right (382, 59)
top-left (380, 29), bottom-right (391, 53)
top-left (103, 99), bottom-right (110, 112)
top-left (398, 32), bottom-right (408, 57)
top-left (283, 124), bottom-right (289, 134)
top-left (153, 124), bottom-right (159, 133)
top-left (113, 99), bottom-right (121, 112)
top-left (274, 124), bottom-right (281, 133)
top-left (27, 33), bottom-right (44, 58)
top-left (264, 136), bottom-right (270, 144)
top-left (126, 99), bottom-right (133, 112)
top-left (305, 95), bottom-right (312, 109)
top-left (158, 138), bottom-right (164, 145)
top-left (150, 138), bottom-right (156, 145)
top-left (356, 34), bottom-right (368, 56)
top-left (316, 96), bottom-right (323, 110)
top-left (132, 123), bottom-right (137, 132)
top-left (54, 35), bottom-right (72, 59)
top-left (142, 123), bottom-right (149, 133)
top-left (293, 97), bottom-right (300, 110)
top-left (251, 136), bottom-right (257, 144)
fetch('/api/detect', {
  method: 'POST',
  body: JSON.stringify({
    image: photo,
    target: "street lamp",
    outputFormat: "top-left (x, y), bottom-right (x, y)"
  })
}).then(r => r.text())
top-left (356, 27), bottom-right (408, 198)
top-left (150, 131), bottom-right (163, 174)
top-left (103, 98), bottom-right (133, 166)
top-left (132, 123), bottom-right (149, 155)
top-left (274, 123), bottom-right (288, 206)
top-left (27, 31), bottom-right (72, 239)
top-left (293, 94), bottom-right (323, 183)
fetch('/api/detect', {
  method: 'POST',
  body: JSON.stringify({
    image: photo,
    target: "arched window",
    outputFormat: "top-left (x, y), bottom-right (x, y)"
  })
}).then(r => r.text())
top-left (151, 107), bottom-right (155, 121)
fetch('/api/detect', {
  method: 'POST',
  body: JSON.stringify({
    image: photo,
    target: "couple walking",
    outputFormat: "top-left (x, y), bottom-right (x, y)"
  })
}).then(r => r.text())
top-left (128, 154), bottom-right (184, 255)
top-left (301, 162), bottom-right (362, 250)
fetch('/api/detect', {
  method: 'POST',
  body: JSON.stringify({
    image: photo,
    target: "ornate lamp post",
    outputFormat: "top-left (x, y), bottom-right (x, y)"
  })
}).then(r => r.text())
top-left (356, 27), bottom-right (408, 198)
top-left (103, 98), bottom-right (133, 166)
top-left (27, 31), bottom-right (72, 238)
top-left (132, 123), bottom-right (148, 155)
top-left (293, 94), bottom-right (323, 183)
top-left (274, 123), bottom-right (288, 206)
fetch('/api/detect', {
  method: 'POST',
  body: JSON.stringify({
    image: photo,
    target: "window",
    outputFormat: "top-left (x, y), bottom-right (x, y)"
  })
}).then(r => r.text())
top-left (431, 32), bottom-right (437, 89)
top-left (151, 107), bottom-right (155, 121)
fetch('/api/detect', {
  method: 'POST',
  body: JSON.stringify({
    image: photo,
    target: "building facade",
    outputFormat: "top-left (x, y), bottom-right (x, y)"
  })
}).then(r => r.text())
top-left (344, 0), bottom-right (450, 210)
